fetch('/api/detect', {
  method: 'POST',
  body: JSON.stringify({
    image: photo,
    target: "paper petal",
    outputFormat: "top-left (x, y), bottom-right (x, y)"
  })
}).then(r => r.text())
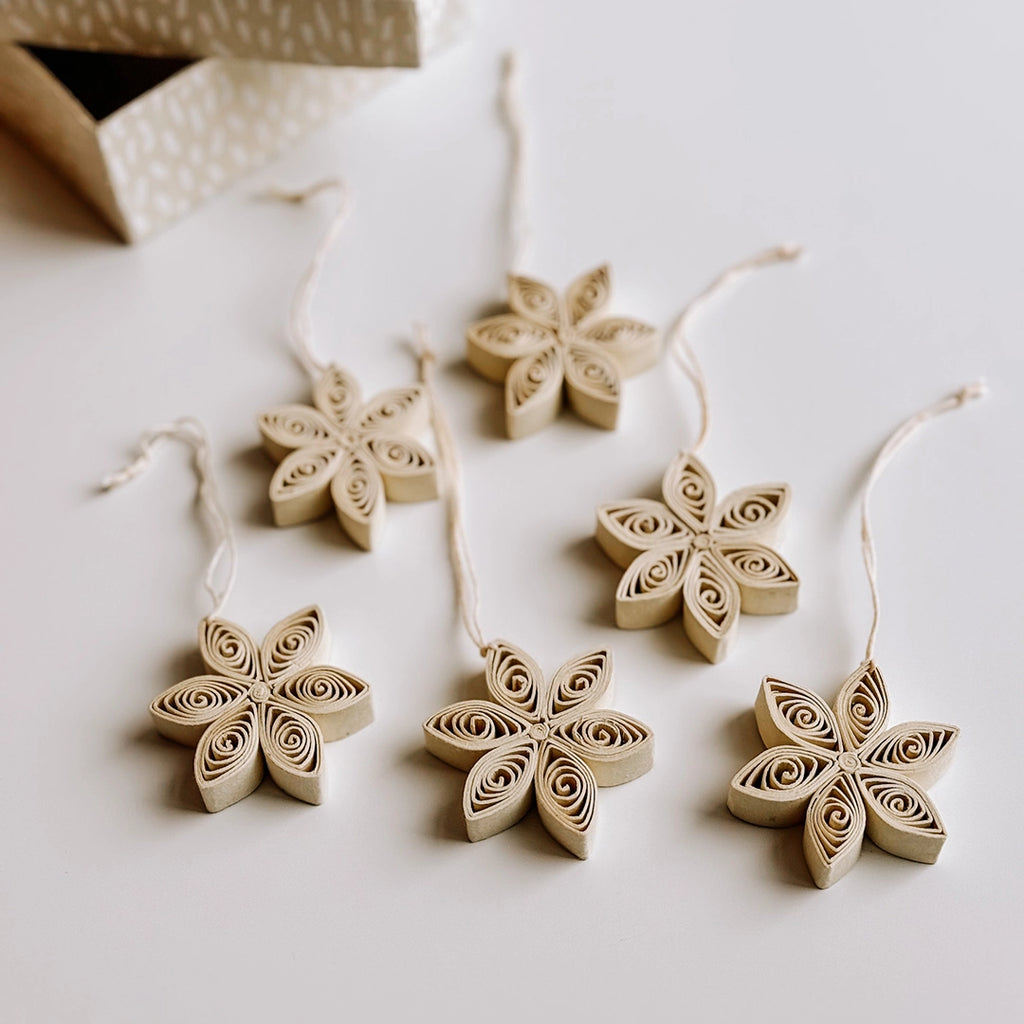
top-left (330, 448), bottom-right (386, 550)
top-left (565, 264), bottom-right (611, 325)
top-left (199, 617), bottom-right (261, 682)
top-left (507, 274), bottom-right (560, 328)
top-left (535, 742), bottom-right (598, 859)
top-left (260, 700), bottom-right (325, 805)
top-left (462, 739), bottom-right (538, 842)
top-left (466, 314), bottom-right (556, 383)
top-left (194, 702), bottom-right (264, 813)
top-left (504, 345), bottom-right (564, 439)
top-left (312, 365), bottom-right (362, 428)
top-left (261, 605), bottom-right (330, 681)
top-left (563, 342), bottom-right (621, 430)
top-left (277, 666), bottom-right (373, 742)
top-left (150, 675), bottom-right (248, 746)
top-left (803, 772), bottom-right (866, 888)
top-left (552, 710), bottom-right (654, 787)
top-left (728, 745), bottom-right (839, 828)
top-left (755, 677), bottom-right (843, 753)
top-left (661, 452), bottom-right (716, 531)
top-left (268, 444), bottom-right (343, 527)
top-left (364, 434), bottom-right (438, 503)
top-left (423, 700), bottom-right (531, 771)
top-left (548, 648), bottom-right (613, 720)
top-left (486, 642), bottom-right (546, 720)
top-left (258, 405), bottom-right (338, 463)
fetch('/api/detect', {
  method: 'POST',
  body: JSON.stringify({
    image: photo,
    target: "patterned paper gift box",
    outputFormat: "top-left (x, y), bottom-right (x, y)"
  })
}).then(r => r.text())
top-left (0, 0), bottom-right (467, 241)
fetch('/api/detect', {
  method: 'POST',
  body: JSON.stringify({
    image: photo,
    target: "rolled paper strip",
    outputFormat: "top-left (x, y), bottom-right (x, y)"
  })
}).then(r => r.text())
top-left (278, 666), bottom-right (374, 742)
top-left (548, 649), bottom-right (612, 718)
top-left (505, 345), bottom-right (564, 439)
top-left (200, 618), bottom-right (260, 681)
top-left (858, 771), bottom-right (947, 864)
top-left (595, 500), bottom-right (689, 569)
top-left (269, 444), bottom-right (343, 527)
top-left (566, 265), bottom-right (611, 325)
top-left (260, 701), bottom-right (324, 805)
top-left (755, 678), bottom-right (842, 753)
top-left (579, 317), bottom-right (660, 377)
top-left (486, 642), bottom-right (545, 719)
top-left (552, 710), bottom-right (653, 787)
top-left (423, 700), bottom-right (530, 771)
top-left (834, 661), bottom-right (889, 750)
top-left (661, 453), bottom-right (716, 532)
top-left (713, 485), bottom-right (790, 540)
top-left (150, 675), bottom-right (248, 746)
top-left (508, 275), bottom-right (560, 328)
top-left (330, 449), bottom-right (385, 551)
top-left (681, 553), bottom-right (739, 663)
top-left (728, 746), bottom-right (840, 828)
top-left (861, 723), bottom-right (959, 789)
top-left (714, 543), bottom-right (799, 615)
top-left (463, 739), bottom-right (538, 842)
top-left (195, 702), bottom-right (264, 813)
top-left (364, 435), bottom-right (438, 503)
top-left (260, 606), bottom-right (329, 681)
top-left (357, 385), bottom-right (430, 437)
top-left (466, 315), bottom-right (556, 383)
top-left (563, 343), bottom-right (621, 430)
top-left (535, 742), bottom-right (597, 860)
top-left (313, 365), bottom-right (362, 429)
top-left (615, 546), bottom-right (689, 629)
top-left (258, 405), bottom-right (338, 462)
top-left (803, 771), bottom-right (866, 889)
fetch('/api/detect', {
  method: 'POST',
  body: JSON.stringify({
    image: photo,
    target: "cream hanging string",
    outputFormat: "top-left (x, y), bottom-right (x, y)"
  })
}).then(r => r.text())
top-left (501, 51), bottom-right (531, 274)
top-left (261, 178), bottom-right (355, 381)
top-left (416, 327), bottom-right (488, 657)
top-left (860, 380), bottom-right (987, 661)
top-left (665, 243), bottom-right (803, 454)
top-left (417, 324), bottom-right (656, 860)
top-left (101, 417), bottom-right (237, 618)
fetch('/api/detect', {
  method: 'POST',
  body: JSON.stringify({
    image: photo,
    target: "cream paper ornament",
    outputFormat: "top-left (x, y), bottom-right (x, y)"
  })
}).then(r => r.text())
top-left (257, 181), bottom-right (439, 549)
top-left (465, 56), bottom-right (660, 439)
top-left (102, 418), bottom-right (373, 812)
top-left (417, 334), bottom-right (654, 859)
top-left (727, 382), bottom-right (986, 887)
top-left (595, 248), bottom-right (802, 662)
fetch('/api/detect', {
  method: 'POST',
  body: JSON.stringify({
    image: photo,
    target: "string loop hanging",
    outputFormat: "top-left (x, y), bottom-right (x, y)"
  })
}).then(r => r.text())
top-left (860, 380), bottom-right (987, 661)
top-left (100, 417), bottom-right (238, 618)
top-left (415, 327), bottom-right (490, 658)
top-left (666, 244), bottom-right (803, 454)
top-left (262, 178), bottom-right (355, 381)
top-left (501, 52), bottom-right (531, 274)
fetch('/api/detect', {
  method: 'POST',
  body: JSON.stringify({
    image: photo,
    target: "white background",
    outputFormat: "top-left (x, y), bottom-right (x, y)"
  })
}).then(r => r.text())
top-left (1, 1), bottom-right (1022, 1020)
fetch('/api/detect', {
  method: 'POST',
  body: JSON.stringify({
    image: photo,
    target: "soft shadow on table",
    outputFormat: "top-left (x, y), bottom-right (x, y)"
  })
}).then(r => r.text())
top-left (693, 708), bottom-right (817, 889)
top-left (0, 127), bottom-right (115, 243)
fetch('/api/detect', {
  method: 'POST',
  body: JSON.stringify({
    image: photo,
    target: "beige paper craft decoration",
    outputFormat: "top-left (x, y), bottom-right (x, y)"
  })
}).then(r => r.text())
top-left (465, 56), bottom-right (659, 439)
top-left (728, 382), bottom-right (986, 887)
top-left (101, 417), bottom-right (373, 813)
top-left (468, 266), bottom-right (660, 438)
top-left (729, 664), bottom-right (957, 888)
top-left (257, 182), bottom-right (437, 549)
top-left (153, 605), bottom-right (372, 812)
top-left (425, 642), bottom-right (653, 858)
top-left (416, 335), bottom-right (654, 858)
top-left (595, 247), bottom-right (802, 662)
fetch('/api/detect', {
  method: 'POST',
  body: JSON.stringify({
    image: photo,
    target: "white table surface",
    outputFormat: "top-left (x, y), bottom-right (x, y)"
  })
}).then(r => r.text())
top-left (2, 2), bottom-right (1021, 1020)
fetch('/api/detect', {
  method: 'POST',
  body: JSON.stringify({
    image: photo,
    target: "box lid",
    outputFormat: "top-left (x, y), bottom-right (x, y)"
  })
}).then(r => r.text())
top-left (0, 0), bottom-right (423, 68)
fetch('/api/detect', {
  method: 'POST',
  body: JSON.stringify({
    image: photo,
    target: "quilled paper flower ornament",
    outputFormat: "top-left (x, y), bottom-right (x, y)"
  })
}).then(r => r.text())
top-left (152, 606), bottom-right (372, 812)
top-left (728, 382), bottom-right (986, 887)
top-left (729, 664), bottom-right (957, 888)
top-left (466, 56), bottom-right (659, 439)
top-left (467, 266), bottom-right (659, 437)
top-left (257, 180), bottom-right (437, 549)
top-left (595, 247), bottom-right (802, 662)
top-left (101, 418), bottom-right (373, 813)
top-left (424, 642), bottom-right (653, 858)
top-left (259, 366), bottom-right (435, 549)
top-left (417, 333), bottom-right (654, 858)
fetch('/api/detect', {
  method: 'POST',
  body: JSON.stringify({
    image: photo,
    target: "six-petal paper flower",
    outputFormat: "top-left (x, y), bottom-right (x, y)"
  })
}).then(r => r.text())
top-left (596, 451), bottom-right (799, 662)
top-left (259, 365), bottom-right (438, 550)
top-left (728, 663), bottom-right (959, 888)
top-left (467, 266), bottom-right (660, 438)
top-left (423, 641), bottom-right (653, 858)
top-left (150, 606), bottom-right (372, 812)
